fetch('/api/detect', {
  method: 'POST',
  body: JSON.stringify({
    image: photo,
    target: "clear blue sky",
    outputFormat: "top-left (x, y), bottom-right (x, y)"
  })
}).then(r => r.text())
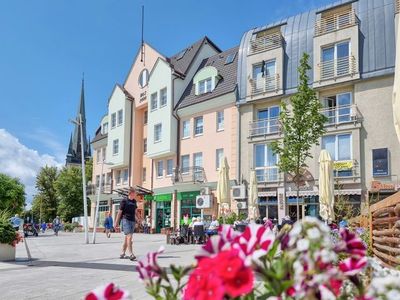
top-left (0, 0), bottom-right (333, 163)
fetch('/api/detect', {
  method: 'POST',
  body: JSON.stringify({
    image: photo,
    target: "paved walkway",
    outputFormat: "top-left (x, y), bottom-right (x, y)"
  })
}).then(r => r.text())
top-left (0, 231), bottom-right (198, 299)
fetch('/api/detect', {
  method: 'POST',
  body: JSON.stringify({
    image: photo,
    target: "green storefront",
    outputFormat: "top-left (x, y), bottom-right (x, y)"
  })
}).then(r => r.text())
top-left (178, 191), bottom-right (201, 221)
top-left (149, 193), bottom-right (172, 233)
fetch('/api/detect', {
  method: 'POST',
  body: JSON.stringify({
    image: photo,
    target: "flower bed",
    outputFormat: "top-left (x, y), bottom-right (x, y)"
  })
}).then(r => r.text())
top-left (85, 217), bottom-right (400, 300)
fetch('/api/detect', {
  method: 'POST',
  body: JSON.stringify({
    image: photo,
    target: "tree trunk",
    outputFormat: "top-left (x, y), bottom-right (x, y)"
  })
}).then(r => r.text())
top-left (296, 184), bottom-right (300, 222)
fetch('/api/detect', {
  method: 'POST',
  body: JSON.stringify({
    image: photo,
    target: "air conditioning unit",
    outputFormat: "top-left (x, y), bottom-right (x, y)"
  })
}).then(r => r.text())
top-left (200, 186), bottom-right (211, 195)
top-left (236, 201), bottom-right (247, 210)
top-left (232, 185), bottom-right (246, 199)
top-left (196, 195), bottom-right (212, 209)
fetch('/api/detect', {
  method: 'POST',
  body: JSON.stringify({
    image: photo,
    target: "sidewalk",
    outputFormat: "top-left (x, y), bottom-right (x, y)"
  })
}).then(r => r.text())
top-left (0, 231), bottom-right (198, 299)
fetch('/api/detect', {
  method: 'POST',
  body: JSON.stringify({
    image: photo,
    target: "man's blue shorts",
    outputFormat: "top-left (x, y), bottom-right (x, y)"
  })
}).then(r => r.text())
top-left (122, 219), bottom-right (135, 235)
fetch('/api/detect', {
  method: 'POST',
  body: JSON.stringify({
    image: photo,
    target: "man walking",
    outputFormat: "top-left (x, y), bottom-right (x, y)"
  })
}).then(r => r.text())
top-left (115, 187), bottom-right (139, 261)
top-left (10, 214), bottom-right (22, 231)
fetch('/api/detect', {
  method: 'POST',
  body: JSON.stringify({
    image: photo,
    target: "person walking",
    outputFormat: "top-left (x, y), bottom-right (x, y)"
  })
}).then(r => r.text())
top-left (115, 188), bottom-right (140, 261)
top-left (41, 221), bottom-right (47, 233)
top-left (10, 214), bottom-right (22, 231)
top-left (103, 212), bottom-right (113, 238)
top-left (53, 216), bottom-right (61, 236)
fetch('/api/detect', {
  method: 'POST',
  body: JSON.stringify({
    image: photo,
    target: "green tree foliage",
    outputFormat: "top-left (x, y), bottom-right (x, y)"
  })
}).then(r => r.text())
top-left (85, 158), bottom-right (93, 183)
top-left (272, 53), bottom-right (327, 216)
top-left (0, 173), bottom-right (25, 214)
top-left (55, 166), bottom-right (86, 222)
top-left (32, 166), bottom-right (59, 222)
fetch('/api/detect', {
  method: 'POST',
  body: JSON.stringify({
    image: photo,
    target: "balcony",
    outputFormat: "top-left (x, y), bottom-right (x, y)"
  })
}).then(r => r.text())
top-left (249, 32), bottom-right (283, 55)
top-left (87, 183), bottom-right (112, 195)
top-left (249, 118), bottom-right (280, 137)
top-left (318, 56), bottom-right (356, 81)
top-left (255, 166), bottom-right (280, 183)
top-left (250, 74), bottom-right (280, 96)
top-left (172, 166), bottom-right (207, 184)
top-left (320, 104), bottom-right (360, 126)
top-left (396, 0), bottom-right (399, 14)
top-left (315, 9), bottom-right (358, 36)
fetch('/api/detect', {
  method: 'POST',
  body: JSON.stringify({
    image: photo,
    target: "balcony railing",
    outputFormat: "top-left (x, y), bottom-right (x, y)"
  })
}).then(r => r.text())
top-left (249, 118), bottom-right (280, 137)
top-left (87, 183), bottom-right (112, 195)
top-left (255, 166), bottom-right (280, 183)
top-left (396, 0), bottom-right (399, 14)
top-left (319, 56), bottom-right (356, 81)
top-left (320, 104), bottom-right (359, 126)
top-left (250, 74), bottom-right (280, 95)
top-left (172, 166), bottom-right (207, 184)
top-left (249, 32), bottom-right (283, 55)
top-left (333, 159), bottom-right (359, 178)
top-left (315, 9), bottom-right (358, 36)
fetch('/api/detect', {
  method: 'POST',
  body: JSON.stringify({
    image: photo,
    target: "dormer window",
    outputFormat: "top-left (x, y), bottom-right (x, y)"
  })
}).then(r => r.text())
top-left (198, 77), bottom-right (212, 94)
top-left (102, 122), bottom-right (108, 134)
top-left (250, 28), bottom-right (283, 55)
top-left (315, 5), bottom-right (357, 36)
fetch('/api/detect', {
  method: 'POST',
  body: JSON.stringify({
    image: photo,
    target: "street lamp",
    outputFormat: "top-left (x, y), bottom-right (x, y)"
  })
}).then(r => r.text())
top-left (69, 113), bottom-right (89, 244)
top-left (92, 160), bottom-right (113, 244)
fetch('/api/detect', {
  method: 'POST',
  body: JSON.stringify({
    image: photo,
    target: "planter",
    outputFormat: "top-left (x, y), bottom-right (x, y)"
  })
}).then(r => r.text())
top-left (0, 243), bottom-right (16, 261)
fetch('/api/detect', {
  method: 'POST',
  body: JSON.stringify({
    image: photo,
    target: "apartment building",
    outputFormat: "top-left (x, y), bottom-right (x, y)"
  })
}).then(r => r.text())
top-left (172, 46), bottom-right (239, 232)
top-left (237, 0), bottom-right (399, 222)
top-left (146, 37), bottom-right (221, 232)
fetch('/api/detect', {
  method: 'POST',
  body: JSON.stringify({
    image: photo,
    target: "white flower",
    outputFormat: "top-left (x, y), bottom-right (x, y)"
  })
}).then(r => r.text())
top-left (387, 290), bottom-right (400, 300)
top-left (307, 227), bottom-right (321, 239)
top-left (297, 239), bottom-right (310, 252)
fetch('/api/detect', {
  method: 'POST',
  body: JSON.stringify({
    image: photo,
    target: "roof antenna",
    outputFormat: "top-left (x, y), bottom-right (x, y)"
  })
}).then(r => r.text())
top-left (140, 5), bottom-right (145, 63)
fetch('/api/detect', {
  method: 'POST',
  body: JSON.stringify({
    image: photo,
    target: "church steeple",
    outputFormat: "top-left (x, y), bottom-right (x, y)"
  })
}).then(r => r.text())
top-left (66, 77), bottom-right (91, 166)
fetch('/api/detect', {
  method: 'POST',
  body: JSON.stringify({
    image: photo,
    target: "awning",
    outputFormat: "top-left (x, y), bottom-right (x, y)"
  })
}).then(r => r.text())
top-left (258, 191), bottom-right (277, 197)
top-left (334, 189), bottom-right (362, 196)
top-left (112, 185), bottom-right (153, 197)
top-left (286, 190), bottom-right (318, 197)
top-left (153, 193), bottom-right (172, 202)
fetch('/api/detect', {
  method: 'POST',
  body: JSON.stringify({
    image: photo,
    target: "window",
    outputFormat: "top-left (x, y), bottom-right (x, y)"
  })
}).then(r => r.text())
top-left (157, 161), bottom-right (163, 177)
top-left (182, 120), bottom-right (190, 138)
top-left (102, 122), bottom-right (108, 134)
top-left (96, 175), bottom-right (100, 187)
top-left (96, 149), bottom-right (101, 164)
top-left (138, 69), bottom-right (149, 88)
top-left (216, 148), bottom-right (224, 170)
top-left (181, 155), bottom-right (190, 174)
top-left (106, 173), bottom-right (112, 185)
top-left (116, 170), bottom-right (121, 185)
top-left (111, 113), bottom-right (116, 128)
top-left (322, 92), bottom-right (352, 124)
top-left (142, 167), bottom-right (147, 182)
top-left (225, 52), bottom-right (236, 65)
top-left (151, 92), bottom-right (158, 111)
top-left (166, 159), bottom-right (173, 176)
top-left (123, 169), bottom-right (128, 183)
top-left (254, 106), bottom-right (280, 135)
top-left (321, 41), bottom-right (350, 79)
top-left (154, 123), bottom-right (162, 142)
top-left (372, 148), bottom-right (389, 177)
top-left (117, 109), bottom-right (123, 126)
top-left (322, 134), bottom-right (352, 177)
top-left (102, 147), bottom-right (106, 161)
top-left (254, 144), bottom-right (278, 182)
top-left (144, 110), bottom-right (148, 125)
top-left (143, 138), bottom-right (147, 153)
top-left (193, 152), bottom-right (203, 181)
top-left (194, 116), bottom-right (203, 136)
top-left (160, 88), bottom-right (167, 107)
top-left (112, 139), bottom-right (119, 155)
top-left (216, 111), bottom-right (224, 131)
top-left (198, 77), bottom-right (212, 94)
top-left (252, 60), bottom-right (276, 92)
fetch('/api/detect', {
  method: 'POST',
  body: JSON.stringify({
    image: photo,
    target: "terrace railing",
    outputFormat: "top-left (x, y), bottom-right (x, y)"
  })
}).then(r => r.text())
top-left (249, 32), bottom-right (283, 55)
top-left (319, 56), bottom-right (356, 81)
top-left (250, 74), bottom-right (280, 95)
top-left (315, 9), bottom-right (358, 36)
top-left (249, 118), bottom-right (280, 137)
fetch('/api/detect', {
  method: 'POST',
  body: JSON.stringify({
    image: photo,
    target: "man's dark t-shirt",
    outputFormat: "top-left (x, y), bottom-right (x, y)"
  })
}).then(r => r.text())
top-left (120, 198), bottom-right (137, 222)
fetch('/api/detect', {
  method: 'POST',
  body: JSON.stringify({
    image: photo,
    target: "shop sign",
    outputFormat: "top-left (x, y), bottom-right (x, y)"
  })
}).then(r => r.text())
top-left (370, 181), bottom-right (396, 191)
top-left (333, 161), bottom-right (353, 171)
top-left (139, 91), bottom-right (147, 102)
top-left (153, 193), bottom-right (172, 202)
top-left (177, 191), bottom-right (200, 201)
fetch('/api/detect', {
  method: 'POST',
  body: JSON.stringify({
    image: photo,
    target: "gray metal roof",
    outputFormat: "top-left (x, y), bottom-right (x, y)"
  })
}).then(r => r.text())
top-left (237, 0), bottom-right (397, 102)
top-left (91, 126), bottom-right (107, 144)
top-left (176, 46), bottom-right (239, 110)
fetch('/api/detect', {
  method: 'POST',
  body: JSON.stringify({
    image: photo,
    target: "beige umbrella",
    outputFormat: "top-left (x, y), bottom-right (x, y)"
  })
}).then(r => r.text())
top-left (319, 150), bottom-right (334, 222)
top-left (393, 18), bottom-right (400, 143)
top-left (216, 157), bottom-right (231, 216)
top-left (248, 170), bottom-right (259, 220)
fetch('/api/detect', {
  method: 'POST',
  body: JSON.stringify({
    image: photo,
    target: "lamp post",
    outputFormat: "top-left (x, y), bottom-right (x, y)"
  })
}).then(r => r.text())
top-left (69, 113), bottom-right (89, 244)
top-left (92, 160), bottom-right (113, 244)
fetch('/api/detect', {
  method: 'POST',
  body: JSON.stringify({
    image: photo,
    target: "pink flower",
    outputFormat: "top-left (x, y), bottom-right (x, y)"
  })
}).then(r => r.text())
top-left (336, 228), bottom-right (366, 257)
top-left (196, 225), bottom-right (238, 259)
top-left (223, 266), bottom-right (254, 298)
top-left (136, 246), bottom-right (164, 282)
top-left (339, 257), bottom-right (368, 276)
top-left (233, 224), bottom-right (275, 264)
top-left (85, 283), bottom-right (129, 300)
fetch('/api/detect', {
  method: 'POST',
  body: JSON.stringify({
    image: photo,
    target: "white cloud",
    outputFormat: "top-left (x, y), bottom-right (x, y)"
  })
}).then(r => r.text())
top-left (0, 129), bottom-right (64, 205)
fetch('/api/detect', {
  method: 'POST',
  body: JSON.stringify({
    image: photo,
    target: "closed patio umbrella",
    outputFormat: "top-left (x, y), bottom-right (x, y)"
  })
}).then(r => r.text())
top-left (319, 150), bottom-right (334, 222)
top-left (248, 170), bottom-right (259, 220)
top-left (393, 18), bottom-right (400, 143)
top-left (216, 157), bottom-right (231, 217)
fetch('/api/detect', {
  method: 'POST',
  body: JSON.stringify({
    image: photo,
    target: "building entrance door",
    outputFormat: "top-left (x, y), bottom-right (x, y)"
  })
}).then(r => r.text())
top-left (288, 205), bottom-right (303, 222)
top-left (155, 201), bottom-right (171, 233)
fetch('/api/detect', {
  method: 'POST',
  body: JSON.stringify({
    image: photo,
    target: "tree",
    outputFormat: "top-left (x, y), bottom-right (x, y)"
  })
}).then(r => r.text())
top-left (32, 166), bottom-right (59, 222)
top-left (0, 173), bottom-right (25, 214)
top-left (85, 158), bottom-right (93, 183)
top-left (272, 53), bottom-right (327, 220)
top-left (55, 166), bottom-right (88, 222)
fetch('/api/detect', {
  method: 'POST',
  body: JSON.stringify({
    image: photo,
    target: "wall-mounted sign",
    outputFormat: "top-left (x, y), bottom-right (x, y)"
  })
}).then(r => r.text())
top-left (333, 161), bottom-right (353, 171)
top-left (370, 180), bottom-right (396, 192)
top-left (139, 91), bottom-right (147, 103)
top-left (372, 148), bottom-right (389, 176)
